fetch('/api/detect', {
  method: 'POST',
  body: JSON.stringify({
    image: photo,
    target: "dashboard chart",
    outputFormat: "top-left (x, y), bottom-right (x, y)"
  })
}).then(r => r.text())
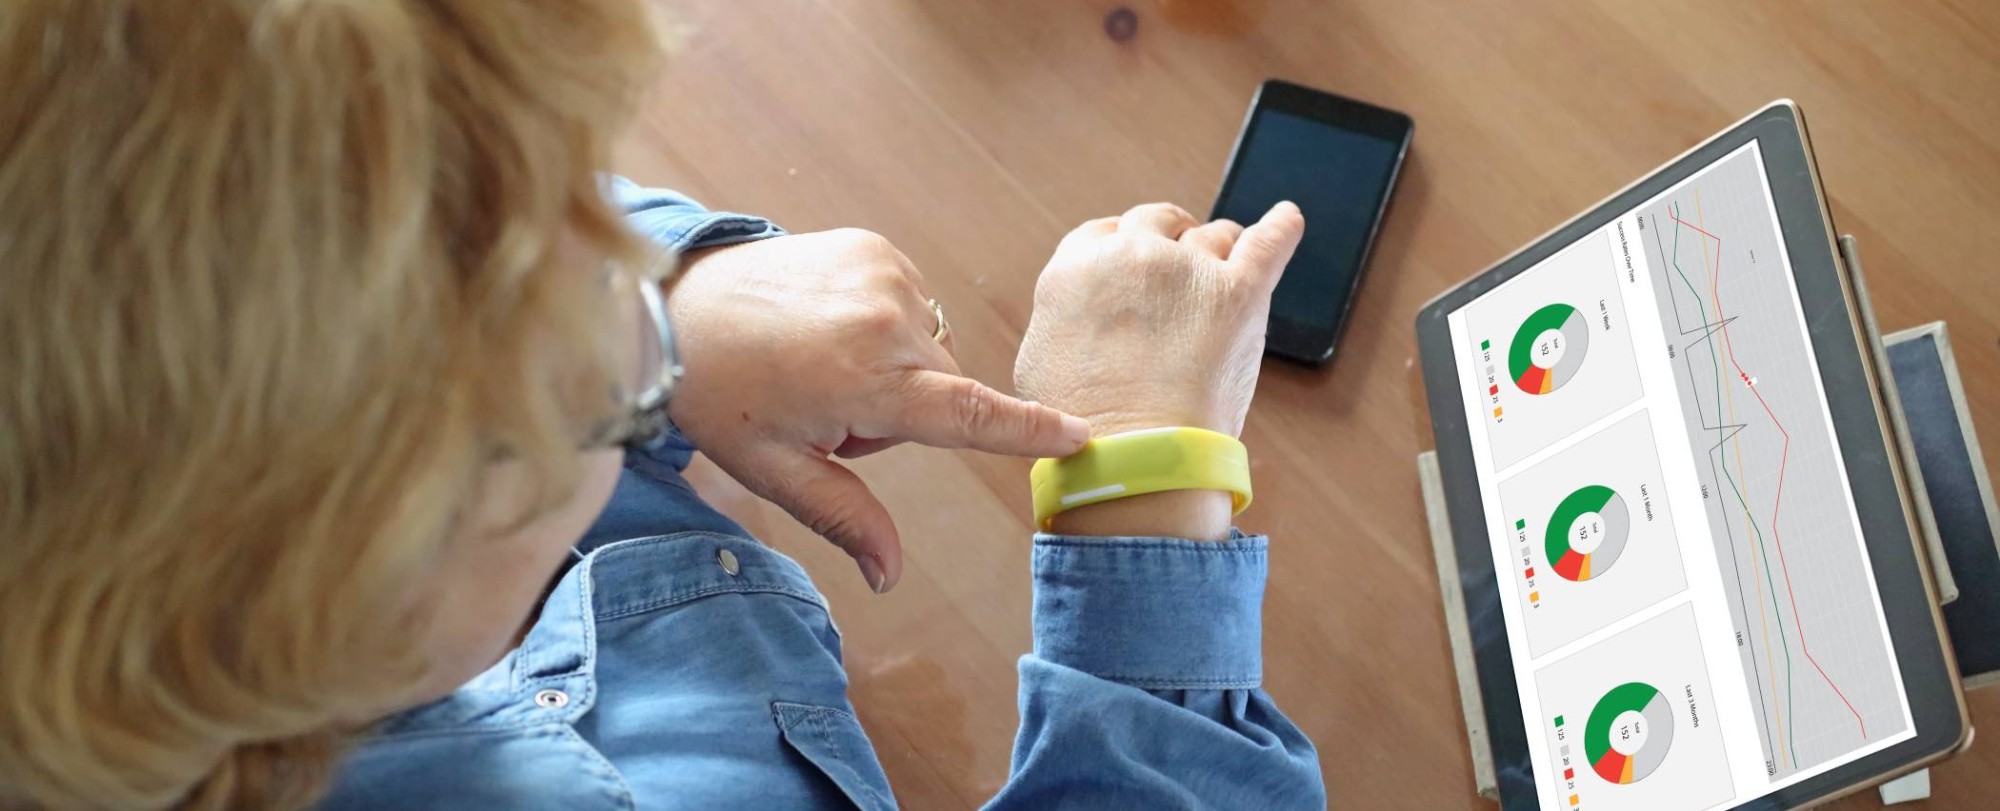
top-left (1450, 135), bottom-right (1917, 810)
top-left (1535, 606), bottom-right (1735, 811)
top-left (1512, 303), bottom-right (1592, 395)
top-left (1547, 485), bottom-right (1628, 581)
top-left (1637, 145), bottom-right (1909, 781)
top-left (1461, 230), bottom-right (1645, 470)
top-left (1586, 681), bottom-right (1676, 784)
top-left (1501, 413), bottom-right (1688, 656)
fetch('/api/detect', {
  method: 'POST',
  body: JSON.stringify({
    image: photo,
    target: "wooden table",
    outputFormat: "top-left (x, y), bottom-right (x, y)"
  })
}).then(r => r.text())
top-left (615, 1), bottom-right (2000, 807)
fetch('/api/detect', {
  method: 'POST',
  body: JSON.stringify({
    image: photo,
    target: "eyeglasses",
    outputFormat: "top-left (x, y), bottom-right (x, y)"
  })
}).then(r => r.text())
top-left (591, 266), bottom-right (682, 451)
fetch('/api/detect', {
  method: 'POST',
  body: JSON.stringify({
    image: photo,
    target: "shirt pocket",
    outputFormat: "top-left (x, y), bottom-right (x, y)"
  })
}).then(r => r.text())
top-left (771, 701), bottom-right (898, 811)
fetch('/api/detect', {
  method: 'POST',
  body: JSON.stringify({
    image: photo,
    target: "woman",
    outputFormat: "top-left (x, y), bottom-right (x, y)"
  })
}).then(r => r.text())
top-left (0, 1), bottom-right (1319, 809)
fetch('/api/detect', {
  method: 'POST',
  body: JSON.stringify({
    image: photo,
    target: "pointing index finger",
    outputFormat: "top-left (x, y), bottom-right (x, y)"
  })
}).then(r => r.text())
top-left (893, 371), bottom-right (1090, 458)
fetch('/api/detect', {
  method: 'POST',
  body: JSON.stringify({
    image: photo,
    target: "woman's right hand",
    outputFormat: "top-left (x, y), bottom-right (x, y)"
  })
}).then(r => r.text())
top-left (1014, 201), bottom-right (1304, 439)
top-left (1013, 201), bottom-right (1304, 539)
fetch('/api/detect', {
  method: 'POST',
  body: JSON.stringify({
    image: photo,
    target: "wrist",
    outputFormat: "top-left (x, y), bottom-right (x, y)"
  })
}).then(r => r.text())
top-left (1030, 426), bottom-right (1249, 542)
top-left (1046, 488), bottom-right (1233, 541)
top-left (1080, 411), bottom-right (1229, 439)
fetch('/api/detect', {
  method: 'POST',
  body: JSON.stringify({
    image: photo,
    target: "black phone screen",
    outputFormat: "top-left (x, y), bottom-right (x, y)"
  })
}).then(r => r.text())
top-left (1212, 83), bottom-right (1410, 364)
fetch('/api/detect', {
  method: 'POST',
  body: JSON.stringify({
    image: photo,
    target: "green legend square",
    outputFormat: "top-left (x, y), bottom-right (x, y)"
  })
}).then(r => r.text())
top-left (1516, 519), bottom-right (1527, 530)
top-left (1554, 715), bottom-right (1565, 727)
top-left (1481, 339), bottom-right (1491, 350)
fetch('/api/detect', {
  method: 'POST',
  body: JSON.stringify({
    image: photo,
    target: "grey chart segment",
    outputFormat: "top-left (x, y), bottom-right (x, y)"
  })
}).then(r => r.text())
top-left (1551, 310), bottom-right (1591, 390)
top-left (1591, 494), bottom-right (1630, 574)
top-left (1638, 143), bottom-right (1908, 781)
top-left (1632, 690), bottom-right (1676, 779)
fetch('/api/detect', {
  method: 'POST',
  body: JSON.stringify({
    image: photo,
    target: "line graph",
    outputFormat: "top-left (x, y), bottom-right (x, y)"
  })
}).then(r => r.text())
top-left (1655, 202), bottom-right (1797, 769)
top-left (1638, 144), bottom-right (1906, 781)
top-left (1669, 202), bottom-right (1869, 746)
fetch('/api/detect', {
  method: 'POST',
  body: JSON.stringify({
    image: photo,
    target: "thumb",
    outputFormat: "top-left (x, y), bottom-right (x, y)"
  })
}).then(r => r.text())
top-left (731, 448), bottom-right (903, 593)
top-left (1228, 200), bottom-right (1305, 289)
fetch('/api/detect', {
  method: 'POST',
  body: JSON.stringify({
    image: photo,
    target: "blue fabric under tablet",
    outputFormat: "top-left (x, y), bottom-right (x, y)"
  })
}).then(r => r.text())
top-left (1887, 332), bottom-right (2000, 681)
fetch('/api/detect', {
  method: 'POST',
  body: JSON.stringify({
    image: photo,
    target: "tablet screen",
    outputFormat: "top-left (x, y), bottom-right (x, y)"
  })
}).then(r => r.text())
top-left (1444, 140), bottom-right (1915, 811)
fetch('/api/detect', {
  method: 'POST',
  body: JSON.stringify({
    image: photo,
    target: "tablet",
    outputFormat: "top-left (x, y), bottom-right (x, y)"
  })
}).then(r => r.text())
top-left (1415, 101), bottom-right (1968, 811)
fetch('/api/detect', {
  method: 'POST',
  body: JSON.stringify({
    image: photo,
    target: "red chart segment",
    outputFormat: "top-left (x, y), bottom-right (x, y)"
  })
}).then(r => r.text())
top-left (1517, 363), bottom-right (1552, 395)
top-left (1552, 549), bottom-right (1590, 581)
top-left (1591, 750), bottom-right (1633, 785)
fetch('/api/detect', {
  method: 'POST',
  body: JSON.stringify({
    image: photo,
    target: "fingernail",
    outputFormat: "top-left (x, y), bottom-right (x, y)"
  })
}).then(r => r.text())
top-left (1060, 415), bottom-right (1092, 446)
top-left (858, 554), bottom-right (888, 594)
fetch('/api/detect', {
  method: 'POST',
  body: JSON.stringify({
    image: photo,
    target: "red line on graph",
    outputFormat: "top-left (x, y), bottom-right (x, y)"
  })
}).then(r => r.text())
top-left (1671, 217), bottom-right (1721, 243)
top-left (1671, 210), bottom-right (1870, 740)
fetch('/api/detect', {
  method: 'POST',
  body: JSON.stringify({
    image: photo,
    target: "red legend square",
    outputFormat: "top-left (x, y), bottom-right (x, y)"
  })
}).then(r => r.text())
top-left (1564, 768), bottom-right (1574, 780)
top-left (1489, 384), bottom-right (1500, 395)
top-left (1526, 567), bottom-right (1536, 579)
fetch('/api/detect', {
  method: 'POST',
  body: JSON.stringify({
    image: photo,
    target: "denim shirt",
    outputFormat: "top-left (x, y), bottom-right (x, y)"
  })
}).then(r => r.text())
top-left (319, 179), bottom-right (1324, 810)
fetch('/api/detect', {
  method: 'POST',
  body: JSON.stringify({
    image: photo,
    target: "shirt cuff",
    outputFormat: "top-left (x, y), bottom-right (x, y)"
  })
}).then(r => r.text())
top-left (1030, 533), bottom-right (1266, 690)
top-left (607, 175), bottom-right (786, 254)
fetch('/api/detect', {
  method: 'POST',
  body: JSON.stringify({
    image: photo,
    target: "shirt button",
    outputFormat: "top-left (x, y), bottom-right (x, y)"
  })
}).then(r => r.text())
top-left (533, 689), bottom-right (569, 709)
top-left (717, 548), bottom-right (741, 576)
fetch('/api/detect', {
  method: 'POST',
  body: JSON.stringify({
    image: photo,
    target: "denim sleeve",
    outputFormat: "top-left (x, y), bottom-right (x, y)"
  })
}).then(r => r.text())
top-left (983, 534), bottom-right (1325, 810)
top-left (607, 175), bottom-right (786, 254)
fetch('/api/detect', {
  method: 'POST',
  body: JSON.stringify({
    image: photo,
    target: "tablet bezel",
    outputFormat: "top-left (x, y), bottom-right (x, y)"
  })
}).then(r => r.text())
top-left (1414, 101), bottom-right (1969, 811)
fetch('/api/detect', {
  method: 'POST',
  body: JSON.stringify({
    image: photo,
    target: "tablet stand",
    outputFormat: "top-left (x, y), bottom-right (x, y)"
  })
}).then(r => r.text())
top-left (1419, 235), bottom-right (1998, 806)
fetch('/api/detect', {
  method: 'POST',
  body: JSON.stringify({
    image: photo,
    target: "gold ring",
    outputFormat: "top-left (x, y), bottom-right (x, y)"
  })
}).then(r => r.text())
top-left (928, 298), bottom-right (950, 344)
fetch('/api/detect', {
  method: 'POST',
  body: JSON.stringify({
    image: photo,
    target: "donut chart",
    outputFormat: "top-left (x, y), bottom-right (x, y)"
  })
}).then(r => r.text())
top-left (1545, 485), bottom-right (1629, 581)
top-left (1586, 682), bottom-right (1676, 785)
top-left (1508, 303), bottom-right (1591, 395)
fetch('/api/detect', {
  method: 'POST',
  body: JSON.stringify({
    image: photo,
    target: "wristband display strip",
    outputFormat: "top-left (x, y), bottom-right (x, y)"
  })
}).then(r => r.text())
top-left (1030, 427), bottom-right (1252, 531)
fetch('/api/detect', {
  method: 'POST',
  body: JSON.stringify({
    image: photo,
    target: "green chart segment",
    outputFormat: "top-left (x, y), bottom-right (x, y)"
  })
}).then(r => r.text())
top-left (1545, 485), bottom-right (1630, 581)
top-left (1508, 303), bottom-right (1591, 395)
top-left (1586, 682), bottom-right (1676, 785)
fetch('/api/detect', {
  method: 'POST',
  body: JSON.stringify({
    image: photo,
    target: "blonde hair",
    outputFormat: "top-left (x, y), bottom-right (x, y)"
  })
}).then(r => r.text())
top-left (0, 1), bottom-right (665, 807)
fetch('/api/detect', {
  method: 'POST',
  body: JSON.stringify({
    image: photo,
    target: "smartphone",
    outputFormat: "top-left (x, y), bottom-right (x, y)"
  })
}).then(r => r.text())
top-left (1211, 79), bottom-right (1412, 365)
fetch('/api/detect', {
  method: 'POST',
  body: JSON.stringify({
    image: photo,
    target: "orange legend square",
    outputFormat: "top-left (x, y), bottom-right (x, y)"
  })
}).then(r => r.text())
top-left (1529, 592), bottom-right (1541, 603)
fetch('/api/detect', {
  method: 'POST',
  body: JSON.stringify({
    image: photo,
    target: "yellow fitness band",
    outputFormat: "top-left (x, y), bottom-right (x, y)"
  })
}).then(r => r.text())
top-left (1029, 426), bottom-right (1252, 531)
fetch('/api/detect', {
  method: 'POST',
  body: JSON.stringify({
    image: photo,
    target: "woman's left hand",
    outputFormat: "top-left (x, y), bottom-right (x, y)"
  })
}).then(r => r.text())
top-left (664, 229), bottom-right (1090, 594)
